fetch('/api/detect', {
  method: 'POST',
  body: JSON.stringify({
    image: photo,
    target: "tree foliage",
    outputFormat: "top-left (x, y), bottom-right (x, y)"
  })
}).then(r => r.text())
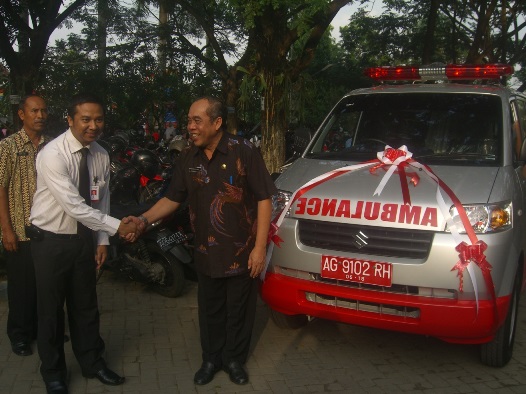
top-left (1, 0), bottom-right (526, 169)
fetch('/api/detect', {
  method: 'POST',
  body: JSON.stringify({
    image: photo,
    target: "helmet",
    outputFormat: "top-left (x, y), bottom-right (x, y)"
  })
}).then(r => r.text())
top-left (113, 131), bottom-right (130, 146)
top-left (105, 136), bottom-right (127, 158)
top-left (130, 149), bottom-right (160, 179)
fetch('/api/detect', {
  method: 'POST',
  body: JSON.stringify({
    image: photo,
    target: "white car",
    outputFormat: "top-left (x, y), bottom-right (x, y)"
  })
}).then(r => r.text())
top-left (262, 64), bottom-right (526, 367)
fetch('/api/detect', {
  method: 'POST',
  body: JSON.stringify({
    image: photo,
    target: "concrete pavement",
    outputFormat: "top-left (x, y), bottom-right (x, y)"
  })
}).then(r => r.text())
top-left (2, 272), bottom-right (526, 393)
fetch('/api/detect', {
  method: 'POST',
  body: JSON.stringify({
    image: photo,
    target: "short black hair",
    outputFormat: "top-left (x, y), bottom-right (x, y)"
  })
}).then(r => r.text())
top-left (67, 93), bottom-right (105, 118)
top-left (196, 96), bottom-right (227, 131)
top-left (18, 94), bottom-right (44, 111)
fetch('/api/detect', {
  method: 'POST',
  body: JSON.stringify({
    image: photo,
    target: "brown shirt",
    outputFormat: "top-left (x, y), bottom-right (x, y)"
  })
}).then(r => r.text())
top-left (0, 129), bottom-right (49, 241)
top-left (166, 133), bottom-right (277, 278)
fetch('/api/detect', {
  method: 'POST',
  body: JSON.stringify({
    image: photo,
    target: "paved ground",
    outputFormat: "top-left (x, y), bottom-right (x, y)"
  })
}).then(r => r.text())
top-left (2, 272), bottom-right (526, 394)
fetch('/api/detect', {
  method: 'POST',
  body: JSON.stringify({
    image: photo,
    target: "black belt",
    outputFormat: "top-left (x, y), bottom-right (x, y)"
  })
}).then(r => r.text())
top-left (25, 224), bottom-right (81, 241)
top-left (41, 229), bottom-right (81, 240)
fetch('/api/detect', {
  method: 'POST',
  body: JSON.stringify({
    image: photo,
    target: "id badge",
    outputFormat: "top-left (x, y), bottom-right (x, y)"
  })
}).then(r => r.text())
top-left (90, 185), bottom-right (100, 202)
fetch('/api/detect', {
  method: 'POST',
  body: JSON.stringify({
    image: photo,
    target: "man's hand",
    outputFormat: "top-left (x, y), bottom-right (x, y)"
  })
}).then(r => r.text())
top-left (1, 227), bottom-right (18, 252)
top-left (95, 245), bottom-right (108, 269)
top-left (248, 245), bottom-right (266, 278)
top-left (120, 216), bottom-right (147, 242)
top-left (117, 219), bottom-right (138, 242)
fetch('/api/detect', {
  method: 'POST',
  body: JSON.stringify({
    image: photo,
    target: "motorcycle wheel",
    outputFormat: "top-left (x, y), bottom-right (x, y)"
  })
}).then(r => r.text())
top-left (147, 241), bottom-right (185, 298)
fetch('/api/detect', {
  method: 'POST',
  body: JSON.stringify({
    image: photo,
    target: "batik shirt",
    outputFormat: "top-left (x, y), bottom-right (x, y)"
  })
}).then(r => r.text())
top-left (0, 129), bottom-right (50, 241)
top-left (166, 133), bottom-right (277, 278)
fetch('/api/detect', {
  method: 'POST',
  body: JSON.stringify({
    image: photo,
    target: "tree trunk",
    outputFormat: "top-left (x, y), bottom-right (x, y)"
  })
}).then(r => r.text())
top-left (422, 0), bottom-right (440, 64)
top-left (466, 0), bottom-right (498, 63)
top-left (261, 72), bottom-right (286, 174)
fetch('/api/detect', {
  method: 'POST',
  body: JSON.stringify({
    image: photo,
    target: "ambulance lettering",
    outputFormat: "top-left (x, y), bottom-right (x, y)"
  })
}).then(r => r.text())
top-left (294, 197), bottom-right (438, 227)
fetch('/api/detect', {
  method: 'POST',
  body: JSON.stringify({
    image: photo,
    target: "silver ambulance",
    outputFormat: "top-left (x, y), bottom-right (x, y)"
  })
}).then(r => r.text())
top-left (261, 64), bottom-right (526, 367)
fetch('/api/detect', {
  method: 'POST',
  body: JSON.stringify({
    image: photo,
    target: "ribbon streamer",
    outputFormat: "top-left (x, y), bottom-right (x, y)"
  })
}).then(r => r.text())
top-left (263, 145), bottom-right (495, 319)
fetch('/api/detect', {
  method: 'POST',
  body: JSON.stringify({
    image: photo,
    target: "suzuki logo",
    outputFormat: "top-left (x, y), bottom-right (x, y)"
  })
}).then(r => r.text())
top-left (351, 230), bottom-right (369, 249)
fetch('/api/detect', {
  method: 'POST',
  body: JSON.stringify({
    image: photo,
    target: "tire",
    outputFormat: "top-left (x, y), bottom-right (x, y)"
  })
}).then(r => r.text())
top-left (147, 241), bottom-right (185, 298)
top-left (480, 273), bottom-right (520, 367)
top-left (269, 308), bottom-right (308, 329)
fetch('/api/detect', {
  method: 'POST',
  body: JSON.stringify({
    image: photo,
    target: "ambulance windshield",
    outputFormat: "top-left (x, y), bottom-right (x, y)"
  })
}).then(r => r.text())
top-left (307, 93), bottom-right (503, 166)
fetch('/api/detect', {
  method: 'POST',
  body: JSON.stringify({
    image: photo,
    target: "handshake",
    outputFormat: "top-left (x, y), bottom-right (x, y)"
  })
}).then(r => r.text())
top-left (116, 215), bottom-right (149, 242)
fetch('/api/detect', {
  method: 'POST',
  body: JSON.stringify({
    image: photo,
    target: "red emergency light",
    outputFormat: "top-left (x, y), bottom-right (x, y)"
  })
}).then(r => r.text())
top-left (364, 64), bottom-right (514, 81)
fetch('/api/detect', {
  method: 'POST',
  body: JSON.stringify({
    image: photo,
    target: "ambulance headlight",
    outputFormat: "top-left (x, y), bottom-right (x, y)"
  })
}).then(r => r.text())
top-left (446, 202), bottom-right (512, 233)
top-left (272, 190), bottom-right (292, 220)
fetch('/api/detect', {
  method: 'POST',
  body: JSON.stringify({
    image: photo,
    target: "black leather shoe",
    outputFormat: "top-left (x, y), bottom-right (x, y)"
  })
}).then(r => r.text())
top-left (11, 341), bottom-right (32, 356)
top-left (194, 361), bottom-right (220, 385)
top-left (45, 380), bottom-right (68, 394)
top-left (82, 367), bottom-right (125, 385)
top-left (223, 361), bottom-right (249, 385)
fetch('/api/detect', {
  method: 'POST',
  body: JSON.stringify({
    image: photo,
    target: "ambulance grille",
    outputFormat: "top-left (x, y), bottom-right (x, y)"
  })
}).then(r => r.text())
top-left (305, 292), bottom-right (421, 318)
top-left (298, 220), bottom-right (434, 259)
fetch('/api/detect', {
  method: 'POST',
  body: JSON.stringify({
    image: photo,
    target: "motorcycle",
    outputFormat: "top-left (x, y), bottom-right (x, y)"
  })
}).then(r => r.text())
top-left (96, 141), bottom-right (193, 297)
top-left (107, 148), bottom-right (171, 205)
top-left (99, 202), bottom-right (194, 298)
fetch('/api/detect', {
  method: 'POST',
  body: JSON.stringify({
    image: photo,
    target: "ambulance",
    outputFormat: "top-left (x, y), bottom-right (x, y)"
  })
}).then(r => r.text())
top-left (261, 64), bottom-right (526, 367)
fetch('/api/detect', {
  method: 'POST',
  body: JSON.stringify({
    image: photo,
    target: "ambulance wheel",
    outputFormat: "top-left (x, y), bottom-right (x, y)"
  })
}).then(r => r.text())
top-left (148, 242), bottom-right (185, 298)
top-left (269, 308), bottom-right (308, 329)
top-left (480, 273), bottom-right (520, 367)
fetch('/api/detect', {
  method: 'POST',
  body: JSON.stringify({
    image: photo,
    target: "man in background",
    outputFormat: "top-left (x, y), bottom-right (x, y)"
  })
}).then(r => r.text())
top-left (0, 94), bottom-right (50, 357)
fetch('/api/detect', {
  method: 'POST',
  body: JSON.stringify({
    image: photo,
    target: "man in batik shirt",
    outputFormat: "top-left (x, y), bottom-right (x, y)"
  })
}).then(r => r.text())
top-left (130, 96), bottom-right (277, 386)
top-left (0, 94), bottom-right (50, 356)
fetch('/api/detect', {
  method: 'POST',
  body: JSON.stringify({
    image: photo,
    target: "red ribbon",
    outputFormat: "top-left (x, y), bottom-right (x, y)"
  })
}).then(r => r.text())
top-left (369, 147), bottom-right (420, 205)
top-left (451, 241), bottom-right (495, 301)
top-left (451, 242), bottom-right (491, 291)
top-left (267, 145), bottom-right (497, 322)
top-left (267, 222), bottom-right (284, 247)
top-left (384, 147), bottom-right (407, 161)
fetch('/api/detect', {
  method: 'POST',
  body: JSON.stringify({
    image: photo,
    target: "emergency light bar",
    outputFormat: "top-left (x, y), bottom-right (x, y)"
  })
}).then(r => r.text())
top-left (364, 64), bottom-right (514, 81)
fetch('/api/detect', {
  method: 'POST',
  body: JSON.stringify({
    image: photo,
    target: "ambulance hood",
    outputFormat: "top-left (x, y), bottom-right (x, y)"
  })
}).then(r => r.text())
top-left (276, 158), bottom-right (506, 231)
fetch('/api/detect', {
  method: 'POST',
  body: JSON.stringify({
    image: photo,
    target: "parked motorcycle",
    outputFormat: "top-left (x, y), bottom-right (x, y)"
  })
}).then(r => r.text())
top-left (96, 133), bottom-right (195, 298)
top-left (107, 148), bottom-right (171, 205)
top-left (99, 203), bottom-right (194, 298)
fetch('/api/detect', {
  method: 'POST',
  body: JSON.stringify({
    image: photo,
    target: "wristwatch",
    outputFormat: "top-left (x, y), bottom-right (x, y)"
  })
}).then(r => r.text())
top-left (138, 215), bottom-right (148, 226)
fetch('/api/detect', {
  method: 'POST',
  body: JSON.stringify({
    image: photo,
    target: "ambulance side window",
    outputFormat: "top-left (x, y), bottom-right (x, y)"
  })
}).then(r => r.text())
top-left (511, 99), bottom-right (526, 160)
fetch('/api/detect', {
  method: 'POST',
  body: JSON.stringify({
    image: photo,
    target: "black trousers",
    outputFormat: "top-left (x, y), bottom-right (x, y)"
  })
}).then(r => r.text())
top-left (6, 241), bottom-right (38, 343)
top-left (197, 271), bottom-right (258, 367)
top-left (31, 235), bottom-right (106, 382)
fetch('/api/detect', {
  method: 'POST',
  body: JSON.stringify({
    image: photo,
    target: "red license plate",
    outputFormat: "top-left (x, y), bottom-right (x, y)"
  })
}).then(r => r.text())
top-left (321, 255), bottom-right (392, 287)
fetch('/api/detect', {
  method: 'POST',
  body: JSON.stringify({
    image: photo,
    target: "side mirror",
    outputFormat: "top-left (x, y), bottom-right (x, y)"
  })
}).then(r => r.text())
top-left (292, 126), bottom-right (312, 155)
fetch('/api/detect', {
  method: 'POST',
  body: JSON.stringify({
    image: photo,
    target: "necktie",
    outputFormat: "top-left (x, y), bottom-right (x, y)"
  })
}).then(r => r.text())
top-left (78, 147), bottom-right (92, 239)
top-left (79, 147), bottom-right (91, 206)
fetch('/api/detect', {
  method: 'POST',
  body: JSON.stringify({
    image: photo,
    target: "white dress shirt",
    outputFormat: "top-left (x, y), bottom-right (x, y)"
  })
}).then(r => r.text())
top-left (30, 129), bottom-right (121, 245)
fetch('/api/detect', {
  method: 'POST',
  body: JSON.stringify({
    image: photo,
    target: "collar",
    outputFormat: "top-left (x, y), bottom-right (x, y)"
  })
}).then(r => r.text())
top-left (65, 128), bottom-right (90, 154)
top-left (19, 128), bottom-right (32, 145)
top-left (17, 128), bottom-right (47, 148)
top-left (192, 131), bottom-right (229, 157)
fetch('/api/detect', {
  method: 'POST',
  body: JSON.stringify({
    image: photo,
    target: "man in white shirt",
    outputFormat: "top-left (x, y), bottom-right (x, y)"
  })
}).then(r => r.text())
top-left (29, 93), bottom-right (135, 394)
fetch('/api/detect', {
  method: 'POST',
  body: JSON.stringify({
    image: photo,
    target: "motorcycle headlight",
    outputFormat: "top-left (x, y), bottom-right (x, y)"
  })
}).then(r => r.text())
top-left (446, 202), bottom-right (512, 234)
top-left (272, 190), bottom-right (292, 220)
